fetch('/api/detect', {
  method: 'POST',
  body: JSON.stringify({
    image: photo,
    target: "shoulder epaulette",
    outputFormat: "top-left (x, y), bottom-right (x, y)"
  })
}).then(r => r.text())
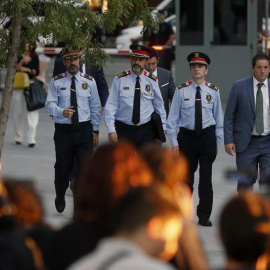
top-left (178, 81), bottom-right (191, 90)
top-left (117, 71), bottom-right (129, 78)
top-left (53, 74), bottom-right (65, 81)
top-left (148, 73), bottom-right (157, 82)
top-left (81, 73), bottom-right (93, 81)
top-left (205, 82), bottom-right (219, 91)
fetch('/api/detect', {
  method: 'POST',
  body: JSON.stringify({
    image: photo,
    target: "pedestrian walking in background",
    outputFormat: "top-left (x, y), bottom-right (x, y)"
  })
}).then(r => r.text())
top-left (45, 47), bottom-right (102, 213)
top-left (146, 47), bottom-right (176, 117)
top-left (224, 53), bottom-right (270, 191)
top-left (104, 44), bottom-right (166, 148)
top-left (13, 42), bottom-right (40, 147)
top-left (166, 52), bottom-right (224, 227)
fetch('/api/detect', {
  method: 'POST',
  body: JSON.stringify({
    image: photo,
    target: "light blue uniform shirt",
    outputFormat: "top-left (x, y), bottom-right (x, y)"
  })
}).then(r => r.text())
top-left (45, 72), bottom-right (102, 131)
top-left (166, 80), bottom-right (224, 147)
top-left (104, 69), bottom-right (166, 133)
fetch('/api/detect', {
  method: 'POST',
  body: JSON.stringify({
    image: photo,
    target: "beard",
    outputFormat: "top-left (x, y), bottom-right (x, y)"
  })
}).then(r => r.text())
top-left (68, 65), bottom-right (79, 75)
top-left (132, 64), bottom-right (143, 73)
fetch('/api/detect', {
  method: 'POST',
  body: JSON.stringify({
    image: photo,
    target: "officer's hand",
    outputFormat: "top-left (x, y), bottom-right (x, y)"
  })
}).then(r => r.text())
top-left (172, 146), bottom-right (179, 156)
top-left (93, 133), bottom-right (99, 148)
top-left (108, 132), bottom-right (118, 143)
top-left (63, 106), bottom-right (76, 118)
top-left (225, 143), bottom-right (236, 156)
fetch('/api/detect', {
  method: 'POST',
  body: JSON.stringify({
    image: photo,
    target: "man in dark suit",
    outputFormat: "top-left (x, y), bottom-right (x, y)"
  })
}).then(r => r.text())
top-left (224, 53), bottom-right (270, 190)
top-left (53, 56), bottom-right (109, 108)
top-left (145, 47), bottom-right (175, 116)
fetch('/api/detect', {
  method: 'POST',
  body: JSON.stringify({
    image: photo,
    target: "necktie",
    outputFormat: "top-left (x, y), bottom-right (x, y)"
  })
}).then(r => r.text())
top-left (132, 76), bottom-right (140, 125)
top-left (71, 76), bottom-right (79, 124)
top-left (195, 86), bottom-right (202, 135)
top-left (256, 83), bottom-right (264, 135)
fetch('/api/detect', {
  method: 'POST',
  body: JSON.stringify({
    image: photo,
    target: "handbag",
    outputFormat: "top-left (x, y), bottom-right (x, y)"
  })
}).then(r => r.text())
top-left (13, 72), bottom-right (30, 89)
top-left (151, 111), bottom-right (166, 143)
top-left (24, 79), bottom-right (47, 111)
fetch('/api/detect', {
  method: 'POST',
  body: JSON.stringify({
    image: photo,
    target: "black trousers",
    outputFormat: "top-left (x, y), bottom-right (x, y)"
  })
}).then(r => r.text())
top-left (178, 126), bottom-right (217, 220)
top-left (54, 122), bottom-right (93, 198)
top-left (115, 120), bottom-right (157, 148)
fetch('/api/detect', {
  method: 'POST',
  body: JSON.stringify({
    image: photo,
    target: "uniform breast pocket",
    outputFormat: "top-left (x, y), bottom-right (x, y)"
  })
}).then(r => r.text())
top-left (202, 102), bottom-right (213, 117)
top-left (57, 89), bottom-right (70, 108)
top-left (181, 101), bottom-right (194, 118)
top-left (78, 90), bottom-right (91, 108)
top-left (120, 90), bottom-right (134, 98)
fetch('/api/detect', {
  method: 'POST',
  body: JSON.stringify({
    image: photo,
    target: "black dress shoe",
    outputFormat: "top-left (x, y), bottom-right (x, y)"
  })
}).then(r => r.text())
top-left (28, 143), bottom-right (35, 148)
top-left (15, 141), bottom-right (21, 145)
top-left (198, 219), bottom-right (212, 227)
top-left (55, 197), bottom-right (66, 213)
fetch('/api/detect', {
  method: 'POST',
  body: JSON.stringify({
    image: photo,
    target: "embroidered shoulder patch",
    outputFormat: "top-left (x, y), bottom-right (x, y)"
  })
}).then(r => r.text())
top-left (82, 74), bottom-right (93, 81)
top-left (178, 81), bottom-right (191, 90)
top-left (53, 74), bottom-right (65, 81)
top-left (206, 82), bottom-right (219, 91)
top-left (148, 73), bottom-right (157, 81)
top-left (117, 71), bottom-right (128, 78)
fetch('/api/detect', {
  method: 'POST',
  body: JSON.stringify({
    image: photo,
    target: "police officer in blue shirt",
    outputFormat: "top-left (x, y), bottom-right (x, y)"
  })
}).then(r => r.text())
top-left (45, 48), bottom-right (102, 213)
top-left (167, 52), bottom-right (223, 226)
top-left (104, 45), bottom-right (166, 147)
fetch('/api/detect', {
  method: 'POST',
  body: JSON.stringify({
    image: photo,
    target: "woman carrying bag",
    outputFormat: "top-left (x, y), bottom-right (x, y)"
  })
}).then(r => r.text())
top-left (13, 42), bottom-right (40, 148)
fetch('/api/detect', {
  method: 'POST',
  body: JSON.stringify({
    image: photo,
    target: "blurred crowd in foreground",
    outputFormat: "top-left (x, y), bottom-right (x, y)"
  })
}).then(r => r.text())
top-left (1, 141), bottom-right (270, 270)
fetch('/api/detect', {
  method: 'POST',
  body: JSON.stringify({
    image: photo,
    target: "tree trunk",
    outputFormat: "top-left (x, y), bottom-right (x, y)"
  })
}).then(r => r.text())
top-left (0, 13), bottom-right (23, 160)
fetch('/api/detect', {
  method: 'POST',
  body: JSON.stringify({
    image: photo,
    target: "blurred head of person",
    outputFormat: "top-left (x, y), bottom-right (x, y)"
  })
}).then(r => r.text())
top-left (0, 181), bottom-right (16, 231)
top-left (111, 186), bottom-right (182, 261)
top-left (140, 144), bottom-right (192, 218)
top-left (74, 141), bottom-right (153, 223)
top-left (3, 178), bottom-right (43, 227)
top-left (219, 191), bottom-right (270, 267)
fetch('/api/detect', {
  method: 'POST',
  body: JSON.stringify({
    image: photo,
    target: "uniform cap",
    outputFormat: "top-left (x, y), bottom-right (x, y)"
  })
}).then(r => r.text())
top-left (130, 44), bottom-right (151, 58)
top-left (62, 48), bottom-right (81, 59)
top-left (187, 52), bottom-right (211, 66)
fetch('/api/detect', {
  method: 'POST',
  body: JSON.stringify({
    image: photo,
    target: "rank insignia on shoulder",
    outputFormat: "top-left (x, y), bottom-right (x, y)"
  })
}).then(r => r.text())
top-left (145, 84), bottom-right (150, 92)
top-left (82, 74), bottom-right (93, 81)
top-left (148, 73), bottom-right (157, 81)
top-left (82, 83), bottom-right (88, 90)
top-left (53, 74), bottom-right (65, 81)
top-left (205, 82), bottom-right (219, 91)
top-left (178, 81), bottom-right (191, 90)
top-left (117, 71), bottom-right (128, 78)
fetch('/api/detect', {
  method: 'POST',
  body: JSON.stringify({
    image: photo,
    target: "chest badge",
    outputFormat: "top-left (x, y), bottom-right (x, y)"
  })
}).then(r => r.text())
top-left (82, 83), bottom-right (88, 90)
top-left (205, 94), bottom-right (212, 103)
top-left (145, 84), bottom-right (150, 92)
top-left (123, 86), bottom-right (129, 90)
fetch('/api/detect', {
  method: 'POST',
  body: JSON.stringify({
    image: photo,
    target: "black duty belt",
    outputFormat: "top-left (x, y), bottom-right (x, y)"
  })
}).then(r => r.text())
top-left (115, 120), bottom-right (152, 130)
top-left (55, 121), bottom-right (91, 131)
top-left (180, 125), bottom-right (215, 136)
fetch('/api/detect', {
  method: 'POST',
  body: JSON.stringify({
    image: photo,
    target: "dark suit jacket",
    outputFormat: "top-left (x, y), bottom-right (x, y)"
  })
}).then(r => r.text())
top-left (224, 76), bottom-right (270, 152)
top-left (52, 57), bottom-right (109, 107)
top-left (156, 67), bottom-right (176, 116)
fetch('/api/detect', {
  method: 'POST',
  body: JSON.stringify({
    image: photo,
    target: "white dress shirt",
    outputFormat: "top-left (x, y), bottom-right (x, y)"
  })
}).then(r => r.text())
top-left (253, 77), bottom-right (270, 135)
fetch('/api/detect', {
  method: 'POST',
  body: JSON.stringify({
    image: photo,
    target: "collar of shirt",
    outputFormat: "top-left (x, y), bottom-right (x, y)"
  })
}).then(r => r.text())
top-left (152, 69), bottom-right (158, 77)
top-left (131, 69), bottom-right (144, 82)
top-left (192, 80), bottom-right (206, 92)
top-left (253, 76), bottom-right (268, 90)
top-left (66, 71), bottom-right (80, 81)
